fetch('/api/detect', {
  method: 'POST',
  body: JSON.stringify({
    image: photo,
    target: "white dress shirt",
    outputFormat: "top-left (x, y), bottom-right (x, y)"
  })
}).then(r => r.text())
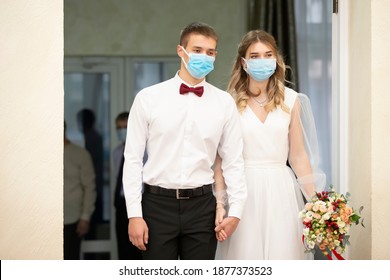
top-left (123, 72), bottom-right (247, 219)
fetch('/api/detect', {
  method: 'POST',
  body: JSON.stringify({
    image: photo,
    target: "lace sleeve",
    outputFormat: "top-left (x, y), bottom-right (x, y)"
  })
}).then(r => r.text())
top-left (213, 153), bottom-right (228, 205)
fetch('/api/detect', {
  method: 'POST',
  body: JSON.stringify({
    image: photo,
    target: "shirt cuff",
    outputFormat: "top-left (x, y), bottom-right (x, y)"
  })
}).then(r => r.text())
top-left (80, 213), bottom-right (91, 222)
top-left (126, 203), bottom-right (143, 218)
top-left (227, 202), bottom-right (245, 220)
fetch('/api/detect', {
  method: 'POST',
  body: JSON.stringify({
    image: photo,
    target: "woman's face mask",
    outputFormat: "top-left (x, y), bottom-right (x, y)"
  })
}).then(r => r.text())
top-left (181, 46), bottom-right (215, 79)
top-left (242, 58), bottom-right (277, 82)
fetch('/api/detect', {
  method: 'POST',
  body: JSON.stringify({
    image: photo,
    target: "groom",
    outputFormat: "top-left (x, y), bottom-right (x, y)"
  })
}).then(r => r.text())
top-left (122, 22), bottom-right (247, 260)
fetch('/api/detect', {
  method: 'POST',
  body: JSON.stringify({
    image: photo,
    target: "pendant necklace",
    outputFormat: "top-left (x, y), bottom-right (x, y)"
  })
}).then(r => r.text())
top-left (252, 95), bottom-right (268, 107)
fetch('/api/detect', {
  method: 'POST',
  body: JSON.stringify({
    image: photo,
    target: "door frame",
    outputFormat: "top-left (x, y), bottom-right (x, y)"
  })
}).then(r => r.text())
top-left (331, 0), bottom-right (349, 195)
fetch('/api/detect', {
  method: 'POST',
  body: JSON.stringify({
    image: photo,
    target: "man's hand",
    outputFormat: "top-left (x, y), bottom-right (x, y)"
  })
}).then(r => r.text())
top-left (77, 219), bottom-right (90, 237)
top-left (215, 216), bottom-right (240, 241)
top-left (128, 217), bottom-right (149, 251)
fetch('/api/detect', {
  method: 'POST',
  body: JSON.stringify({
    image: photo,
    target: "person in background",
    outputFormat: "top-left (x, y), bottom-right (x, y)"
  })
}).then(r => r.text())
top-left (113, 112), bottom-right (142, 260)
top-left (122, 22), bottom-right (247, 260)
top-left (76, 108), bottom-right (104, 239)
top-left (64, 121), bottom-right (96, 260)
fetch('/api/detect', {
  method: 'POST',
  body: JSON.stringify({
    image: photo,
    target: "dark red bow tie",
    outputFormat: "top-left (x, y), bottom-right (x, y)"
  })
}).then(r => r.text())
top-left (179, 83), bottom-right (204, 97)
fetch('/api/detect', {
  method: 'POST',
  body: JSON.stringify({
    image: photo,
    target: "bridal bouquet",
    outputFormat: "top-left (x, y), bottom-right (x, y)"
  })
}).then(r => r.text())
top-left (299, 186), bottom-right (364, 260)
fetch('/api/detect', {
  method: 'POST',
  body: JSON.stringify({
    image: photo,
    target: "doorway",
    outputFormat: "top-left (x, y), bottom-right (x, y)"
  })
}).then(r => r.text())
top-left (64, 56), bottom-right (179, 259)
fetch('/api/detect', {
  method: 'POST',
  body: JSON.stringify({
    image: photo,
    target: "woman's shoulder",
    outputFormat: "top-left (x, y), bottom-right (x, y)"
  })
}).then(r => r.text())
top-left (284, 87), bottom-right (298, 111)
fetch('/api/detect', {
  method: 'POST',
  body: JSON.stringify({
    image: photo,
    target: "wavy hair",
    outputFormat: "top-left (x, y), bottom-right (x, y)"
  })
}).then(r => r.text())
top-left (227, 30), bottom-right (289, 113)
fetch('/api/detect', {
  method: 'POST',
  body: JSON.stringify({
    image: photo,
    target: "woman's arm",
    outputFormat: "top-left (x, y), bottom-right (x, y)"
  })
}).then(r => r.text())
top-left (213, 153), bottom-right (227, 241)
top-left (288, 98), bottom-right (316, 199)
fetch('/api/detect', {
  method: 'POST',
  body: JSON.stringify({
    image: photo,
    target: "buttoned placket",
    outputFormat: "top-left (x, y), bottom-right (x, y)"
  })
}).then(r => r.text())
top-left (180, 91), bottom-right (195, 188)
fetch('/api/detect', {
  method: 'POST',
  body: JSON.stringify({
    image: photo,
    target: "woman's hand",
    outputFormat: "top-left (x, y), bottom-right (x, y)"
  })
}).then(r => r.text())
top-left (215, 203), bottom-right (227, 242)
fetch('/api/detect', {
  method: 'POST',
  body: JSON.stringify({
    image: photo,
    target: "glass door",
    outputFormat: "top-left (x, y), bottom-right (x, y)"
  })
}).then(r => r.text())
top-left (64, 57), bottom-right (125, 259)
top-left (64, 56), bottom-right (179, 259)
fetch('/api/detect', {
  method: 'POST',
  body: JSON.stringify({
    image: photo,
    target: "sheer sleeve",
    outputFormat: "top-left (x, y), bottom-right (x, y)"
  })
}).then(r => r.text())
top-left (213, 153), bottom-right (228, 206)
top-left (288, 93), bottom-right (326, 201)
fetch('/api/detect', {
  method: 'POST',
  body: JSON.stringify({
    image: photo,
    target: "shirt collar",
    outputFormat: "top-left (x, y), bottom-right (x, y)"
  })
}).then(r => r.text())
top-left (175, 71), bottom-right (206, 88)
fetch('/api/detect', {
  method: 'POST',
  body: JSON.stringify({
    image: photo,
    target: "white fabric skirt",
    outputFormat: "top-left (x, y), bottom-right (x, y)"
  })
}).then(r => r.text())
top-left (217, 164), bottom-right (309, 260)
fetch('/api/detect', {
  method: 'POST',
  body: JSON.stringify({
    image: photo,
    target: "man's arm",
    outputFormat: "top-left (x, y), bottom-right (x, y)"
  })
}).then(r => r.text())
top-left (79, 149), bottom-right (96, 237)
top-left (215, 98), bottom-right (247, 237)
top-left (122, 92), bottom-right (149, 250)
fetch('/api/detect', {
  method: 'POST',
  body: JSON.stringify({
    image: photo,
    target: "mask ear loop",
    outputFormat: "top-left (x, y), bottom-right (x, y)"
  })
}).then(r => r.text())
top-left (180, 46), bottom-right (190, 67)
top-left (241, 57), bottom-right (249, 73)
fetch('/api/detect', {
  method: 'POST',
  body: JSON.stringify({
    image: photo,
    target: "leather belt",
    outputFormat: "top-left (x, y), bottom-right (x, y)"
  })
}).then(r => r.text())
top-left (144, 183), bottom-right (213, 200)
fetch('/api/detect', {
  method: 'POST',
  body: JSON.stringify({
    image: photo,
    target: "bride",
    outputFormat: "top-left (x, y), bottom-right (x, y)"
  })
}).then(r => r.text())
top-left (214, 30), bottom-right (325, 260)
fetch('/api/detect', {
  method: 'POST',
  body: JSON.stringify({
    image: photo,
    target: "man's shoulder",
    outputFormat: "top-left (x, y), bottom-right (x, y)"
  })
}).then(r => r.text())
top-left (205, 82), bottom-right (234, 101)
top-left (66, 143), bottom-right (91, 158)
top-left (137, 77), bottom-right (176, 96)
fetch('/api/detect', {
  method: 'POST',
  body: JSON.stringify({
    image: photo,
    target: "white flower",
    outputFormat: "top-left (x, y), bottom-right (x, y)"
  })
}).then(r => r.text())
top-left (334, 240), bottom-right (340, 246)
top-left (337, 220), bottom-right (346, 228)
top-left (306, 211), bottom-right (314, 218)
top-left (319, 205), bottom-right (328, 213)
top-left (339, 227), bottom-right (349, 234)
top-left (307, 240), bottom-right (316, 249)
top-left (299, 210), bottom-right (306, 219)
top-left (322, 213), bottom-right (331, 220)
top-left (303, 228), bottom-right (310, 236)
top-left (316, 233), bottom-right (324, 243)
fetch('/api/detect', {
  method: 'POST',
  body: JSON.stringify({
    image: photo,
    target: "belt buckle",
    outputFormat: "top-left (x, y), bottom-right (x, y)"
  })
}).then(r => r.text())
top-left (176, 189), bottom-right (190, 200)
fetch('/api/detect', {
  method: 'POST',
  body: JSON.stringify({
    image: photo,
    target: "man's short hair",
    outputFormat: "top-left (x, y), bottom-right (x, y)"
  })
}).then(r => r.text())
top-left (116, 112), bottom-right (129, 123)
top-left (179, 22), bottom-right (218, 48)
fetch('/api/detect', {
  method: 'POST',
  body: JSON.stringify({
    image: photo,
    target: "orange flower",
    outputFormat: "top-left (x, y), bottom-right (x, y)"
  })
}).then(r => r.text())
top-left (341, 213), bottom-right (349, 222)
top-left (345, 207), bottom-right (353, 216)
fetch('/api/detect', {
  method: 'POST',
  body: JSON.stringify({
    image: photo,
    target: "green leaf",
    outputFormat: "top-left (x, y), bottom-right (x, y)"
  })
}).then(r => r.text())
top-left (350, 214), bottom-right (361, 223)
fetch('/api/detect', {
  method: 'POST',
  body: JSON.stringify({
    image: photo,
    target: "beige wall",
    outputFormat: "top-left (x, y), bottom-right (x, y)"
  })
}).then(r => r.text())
top-left (370, 0), bottom-right (390, 260)
top-left (0, 0), bottom-right (63, 259)
top-left (348, 0), bottom-right (372, 260)
top-left (349, 0), bottom-right (390, 259)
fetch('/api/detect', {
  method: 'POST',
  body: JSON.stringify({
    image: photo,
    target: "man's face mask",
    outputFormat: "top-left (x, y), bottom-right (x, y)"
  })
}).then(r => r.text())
top-left (181, 46), bottom-right (215, 79)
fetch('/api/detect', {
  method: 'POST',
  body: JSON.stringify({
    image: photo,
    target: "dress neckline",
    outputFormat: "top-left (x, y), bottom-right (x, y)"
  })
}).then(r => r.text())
top-left (246, 104), bottom-right (270, 125)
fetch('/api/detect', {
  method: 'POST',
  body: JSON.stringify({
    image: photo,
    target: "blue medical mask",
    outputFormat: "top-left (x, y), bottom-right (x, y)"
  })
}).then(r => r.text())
top-left (181, 46), bottom-right (215, 79)
top-left (117, 128), bottom-right (127, 142)
top-left (243, 58), bottom-right (277, 81)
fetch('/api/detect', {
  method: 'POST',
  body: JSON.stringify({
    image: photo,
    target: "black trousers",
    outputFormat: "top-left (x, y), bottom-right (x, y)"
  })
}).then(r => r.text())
top-left (64, 222), bottom-right (81, 260)
top-left (141, 191), bottom-right (217, 260)
top-left (115, 203), bottom-right (142, 260)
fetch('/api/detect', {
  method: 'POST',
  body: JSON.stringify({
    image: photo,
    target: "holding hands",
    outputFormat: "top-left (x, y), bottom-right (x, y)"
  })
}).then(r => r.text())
top-left (214, 189), bottom-right (240, 242)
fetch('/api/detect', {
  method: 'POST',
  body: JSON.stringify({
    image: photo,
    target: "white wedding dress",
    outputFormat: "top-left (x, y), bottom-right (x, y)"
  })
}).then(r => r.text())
top-left (218, 88), bottom-right (317, 260)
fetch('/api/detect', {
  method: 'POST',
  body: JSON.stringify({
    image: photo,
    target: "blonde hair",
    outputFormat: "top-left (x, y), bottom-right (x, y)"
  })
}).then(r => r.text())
top-left (227, 30), bottom-right (289, 113)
